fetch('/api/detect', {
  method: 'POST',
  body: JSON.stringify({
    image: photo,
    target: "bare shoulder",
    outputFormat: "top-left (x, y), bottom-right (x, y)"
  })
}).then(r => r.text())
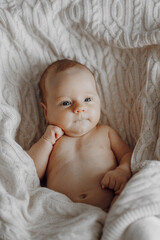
top-left (96, 124), bottom-right (121, 142)
top-left (96, 124), bottom-right (112, 139)
top-left (97, 124), bottom-right (112, 133)
top-left (100, 125), bottom-right (120, 135)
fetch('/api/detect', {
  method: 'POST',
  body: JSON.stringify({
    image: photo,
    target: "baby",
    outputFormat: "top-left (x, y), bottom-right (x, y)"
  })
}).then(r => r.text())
top-left (27, 59), bottom-right (132, 211)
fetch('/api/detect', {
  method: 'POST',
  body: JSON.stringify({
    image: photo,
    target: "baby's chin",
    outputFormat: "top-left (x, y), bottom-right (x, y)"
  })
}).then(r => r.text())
top-left (63, 128), bottom-right (90, 138)
top-left (62, 119), bottom-right (99, 137)
top-left (64, 130), bottom-right (88, 138)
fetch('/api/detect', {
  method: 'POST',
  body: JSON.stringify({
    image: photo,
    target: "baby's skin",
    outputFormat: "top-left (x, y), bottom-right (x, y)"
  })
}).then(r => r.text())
top-left (28, 63), bottom-right (132, 211)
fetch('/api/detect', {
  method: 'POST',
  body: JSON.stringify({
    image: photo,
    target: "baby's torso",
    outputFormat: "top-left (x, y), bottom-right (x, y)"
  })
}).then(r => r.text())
top-left (46, 125), bottom-right (117, 210)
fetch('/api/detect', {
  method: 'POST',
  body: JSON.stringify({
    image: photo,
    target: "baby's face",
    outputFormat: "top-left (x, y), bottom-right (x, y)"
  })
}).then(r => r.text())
top-left (43, 66), bottom-right (101, 137)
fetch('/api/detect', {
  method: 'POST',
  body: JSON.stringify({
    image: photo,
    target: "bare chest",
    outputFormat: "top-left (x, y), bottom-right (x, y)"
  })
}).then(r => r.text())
top-left (46, 133), bottom-right (117, 185)
top-left (46, 127), bottom-right (117, 209)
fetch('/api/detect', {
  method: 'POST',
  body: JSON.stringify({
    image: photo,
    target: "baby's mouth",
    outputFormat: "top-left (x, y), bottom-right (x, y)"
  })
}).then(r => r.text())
top-left (74, 118), bottom-right (89, 123)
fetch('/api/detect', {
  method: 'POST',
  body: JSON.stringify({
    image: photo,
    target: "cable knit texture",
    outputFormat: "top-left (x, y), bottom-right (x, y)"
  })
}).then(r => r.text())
top-left (0, 1), bottom-right (160, 240)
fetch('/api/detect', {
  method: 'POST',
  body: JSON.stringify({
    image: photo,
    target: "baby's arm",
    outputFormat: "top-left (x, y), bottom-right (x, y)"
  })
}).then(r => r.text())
top-left (27, 125), bottom-right (64, 180)
top-left (101, 127), bottom-right (132, 195)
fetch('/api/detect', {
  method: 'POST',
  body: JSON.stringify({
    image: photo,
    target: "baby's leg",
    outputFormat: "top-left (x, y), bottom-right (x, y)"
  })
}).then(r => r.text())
top-left (123, 216), bottom-right (160, 240)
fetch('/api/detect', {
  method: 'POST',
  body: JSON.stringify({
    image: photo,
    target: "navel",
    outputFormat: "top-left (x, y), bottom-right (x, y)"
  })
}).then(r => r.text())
top-left (79, 193), bottom-right (87, 199)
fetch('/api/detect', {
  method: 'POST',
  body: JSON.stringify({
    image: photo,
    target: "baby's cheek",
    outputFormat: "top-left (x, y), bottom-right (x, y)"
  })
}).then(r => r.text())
top-left (90, 108), bottom-right (100, 123)
top-left (57, 114), bottom-right (72, 130)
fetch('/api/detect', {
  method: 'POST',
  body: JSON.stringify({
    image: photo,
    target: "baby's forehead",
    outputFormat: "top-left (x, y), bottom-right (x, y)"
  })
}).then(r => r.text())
top-left (45, 65), bottom-right (95, 90)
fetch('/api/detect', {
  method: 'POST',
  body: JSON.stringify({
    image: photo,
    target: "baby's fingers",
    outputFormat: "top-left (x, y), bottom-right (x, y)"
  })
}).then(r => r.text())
top-left (54, 127), bottom-right (64, 140)
top-left (115, 183), bottom-right (125, 195)
top-left (43, 125), bottom-right (64, 145)
top-left (101, 175), bottom-right (116, 190)
top-left (114, 181), bottom-right (121, 192)
top-left (101, 175), bottom-right (110, 189)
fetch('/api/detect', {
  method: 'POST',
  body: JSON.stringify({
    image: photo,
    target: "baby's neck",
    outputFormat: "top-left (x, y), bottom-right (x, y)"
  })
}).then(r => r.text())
top-left (64, 126), bottom-right (97, 139)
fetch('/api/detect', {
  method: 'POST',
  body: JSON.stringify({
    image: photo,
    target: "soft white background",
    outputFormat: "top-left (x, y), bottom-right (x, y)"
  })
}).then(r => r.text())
top-left (0, 1), bottom-right (160, 239)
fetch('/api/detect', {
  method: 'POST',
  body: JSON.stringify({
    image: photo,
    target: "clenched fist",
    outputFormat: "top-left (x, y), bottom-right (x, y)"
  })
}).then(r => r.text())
top-left (101, 167), bottom-right (131, 195)
top-left (42, 125), bottom-right (64, 145)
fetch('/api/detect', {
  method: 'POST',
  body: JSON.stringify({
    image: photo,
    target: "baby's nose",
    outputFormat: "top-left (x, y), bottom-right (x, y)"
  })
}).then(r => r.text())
top-left (74, 105), bottom-right (87, 114)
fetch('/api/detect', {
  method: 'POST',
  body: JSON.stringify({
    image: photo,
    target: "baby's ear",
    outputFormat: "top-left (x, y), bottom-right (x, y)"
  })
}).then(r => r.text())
top-left (40, 102), bottom-right (48, 123)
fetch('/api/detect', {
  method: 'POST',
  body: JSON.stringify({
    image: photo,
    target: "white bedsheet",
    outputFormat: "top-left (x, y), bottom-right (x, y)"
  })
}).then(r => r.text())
top-left (0, 1), bottom-right (160, 239)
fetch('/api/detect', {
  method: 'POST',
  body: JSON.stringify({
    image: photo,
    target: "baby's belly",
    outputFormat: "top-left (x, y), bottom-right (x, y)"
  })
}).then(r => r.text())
top-left (46, 168), bottom-right (115, 210)
top-left (71, 186), bottom-right (114, 211)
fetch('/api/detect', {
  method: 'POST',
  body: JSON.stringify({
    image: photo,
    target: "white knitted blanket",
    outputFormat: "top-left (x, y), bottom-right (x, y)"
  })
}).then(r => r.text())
top-left (0, 1), bottom-right (160, 240)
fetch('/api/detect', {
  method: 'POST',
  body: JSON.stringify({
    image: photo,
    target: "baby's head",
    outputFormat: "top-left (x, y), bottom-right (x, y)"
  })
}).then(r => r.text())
top-left (40, 59), bottom-right (101, 137)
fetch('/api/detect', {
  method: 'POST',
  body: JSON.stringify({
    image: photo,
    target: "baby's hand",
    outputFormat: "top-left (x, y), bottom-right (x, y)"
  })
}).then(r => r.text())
top-left (42, 125), bottom-right (64, 145)
top-left (101, 167), bottom-right (131, 195)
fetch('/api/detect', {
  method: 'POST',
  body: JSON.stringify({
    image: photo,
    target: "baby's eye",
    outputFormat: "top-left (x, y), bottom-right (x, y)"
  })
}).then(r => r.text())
top-left (84, 97), bottom-right (92, 102)
top-left (61, 101), bottom-right (72, 106)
